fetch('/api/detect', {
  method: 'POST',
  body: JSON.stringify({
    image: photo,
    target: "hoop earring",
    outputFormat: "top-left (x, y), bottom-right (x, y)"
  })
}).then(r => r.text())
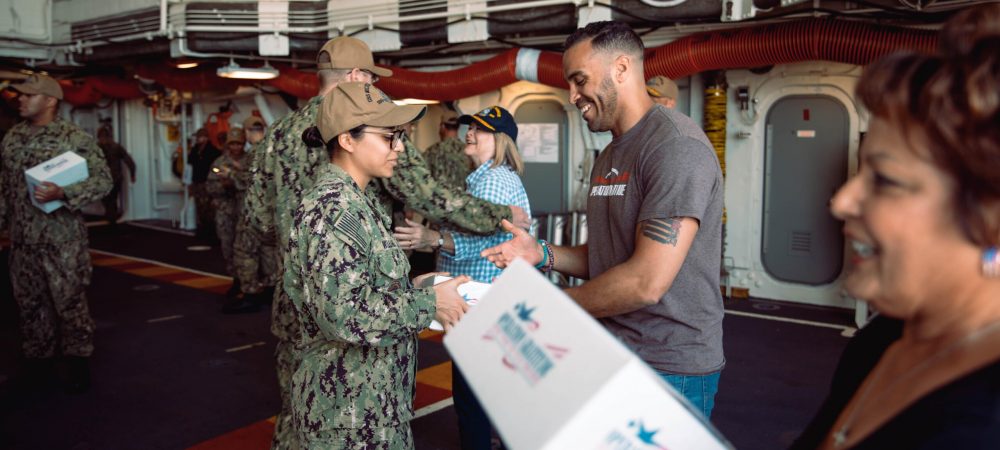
top-left (983, 247), bottom-right (1000, 278)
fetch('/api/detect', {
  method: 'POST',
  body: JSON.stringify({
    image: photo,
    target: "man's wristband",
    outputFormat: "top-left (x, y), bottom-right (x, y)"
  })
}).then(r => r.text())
top-left (535, 239), bottom-right (555, 273)
top-left (535, 239), bottom-right (548, 270)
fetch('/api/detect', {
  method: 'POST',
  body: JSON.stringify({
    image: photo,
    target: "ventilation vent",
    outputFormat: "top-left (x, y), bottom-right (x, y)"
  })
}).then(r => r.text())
top-left (789, 231), bottom-right (812, 255)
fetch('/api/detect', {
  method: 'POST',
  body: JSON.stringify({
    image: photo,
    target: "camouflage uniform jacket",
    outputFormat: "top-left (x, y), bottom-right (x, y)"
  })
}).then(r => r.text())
top-left (234, 142), bottom-right (259, 192)
top-left (244, 95), bottom-right (329, 342)
top-left (206, 152), bottom-right (248, 216)
top-left (423, 136), bottom-right (471, 191)
top-left (0, 117), bottom-right (113, 244)
top-left (380, 138), bottom-right (510, 233)
top-left (284, 164), bottom-right (435, 431)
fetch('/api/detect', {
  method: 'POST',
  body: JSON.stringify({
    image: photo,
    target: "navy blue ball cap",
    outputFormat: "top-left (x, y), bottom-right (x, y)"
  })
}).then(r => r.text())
top-left (458, 106), bottom-right (518, 142)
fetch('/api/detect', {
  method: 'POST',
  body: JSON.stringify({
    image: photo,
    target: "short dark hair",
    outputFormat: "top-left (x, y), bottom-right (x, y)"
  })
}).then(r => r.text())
top-left (564, 21), bottom-right (644, 60)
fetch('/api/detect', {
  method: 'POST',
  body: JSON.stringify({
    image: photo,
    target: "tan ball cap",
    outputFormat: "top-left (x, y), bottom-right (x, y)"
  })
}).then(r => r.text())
top-left (318, 82), bottom-right (425, 142)
top-left (242, 115), bottom-right (267, 131)
top-left (225, 127), bottom-right (246, 145)
top-left (10, 73), bottom-right (63, 100)
top-left (646, 75), bottom-right (678, 100)
top-left (316, 36), bottom-right (392, 78)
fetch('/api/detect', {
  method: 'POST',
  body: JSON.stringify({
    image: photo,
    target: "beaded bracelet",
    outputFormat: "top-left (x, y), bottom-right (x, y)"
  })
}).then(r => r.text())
top-left (546, 241), bottom-right (556, 273)
top-left (535, 239), bottom-right (549, 270)
top-left (535, 239), bottom-right (556, 273)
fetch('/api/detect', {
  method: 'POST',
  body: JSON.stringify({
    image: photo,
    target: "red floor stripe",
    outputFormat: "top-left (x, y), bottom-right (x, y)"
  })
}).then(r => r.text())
top-left (414, 382), bottom-right (454, 410)
top-left (110, 261), bottom-right (155, 271)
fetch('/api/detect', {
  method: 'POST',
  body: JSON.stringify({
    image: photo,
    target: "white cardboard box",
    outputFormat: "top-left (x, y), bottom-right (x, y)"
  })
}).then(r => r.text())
top-left (24, 151), bottom-right (89, 213)
top-left (444, 259), bottom-right (732, 450)
top-left (428, 276), bottom-right (490, 331)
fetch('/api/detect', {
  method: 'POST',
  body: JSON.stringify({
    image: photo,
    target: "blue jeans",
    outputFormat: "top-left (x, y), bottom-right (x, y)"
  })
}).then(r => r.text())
top-left (657, 370), bottom-right (722, 419)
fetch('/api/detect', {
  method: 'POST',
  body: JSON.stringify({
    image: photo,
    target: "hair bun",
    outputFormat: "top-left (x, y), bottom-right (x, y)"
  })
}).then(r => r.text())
top-left (302, 126), bottom-right (326, 147)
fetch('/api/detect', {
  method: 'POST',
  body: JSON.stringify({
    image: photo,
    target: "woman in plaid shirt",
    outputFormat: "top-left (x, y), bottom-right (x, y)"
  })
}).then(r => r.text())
top-left (394, 105), bottom-right (530, 449)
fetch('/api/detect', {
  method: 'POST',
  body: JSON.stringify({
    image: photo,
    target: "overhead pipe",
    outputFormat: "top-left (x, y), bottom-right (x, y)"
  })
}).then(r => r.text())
top-left (371, 18), bottom-right (935, 100)
top-left (59, 18), bottom-right (936, 106)
top-left (377, 48), bottom-right (569, 101)
top-left (643, 19), bottom-right (937, 79)
top-left (377, 49), bottom-right (520, 101)
top-left (267, 64), bottom-right (318, 99)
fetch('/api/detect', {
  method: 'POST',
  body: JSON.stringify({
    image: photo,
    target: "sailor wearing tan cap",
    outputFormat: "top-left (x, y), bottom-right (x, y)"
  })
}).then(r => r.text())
top-left (206, 127), bottom-right (248, 290)
top-left (227, 114), bottom-right (280, 314)
top-left (241, 115), bottom-right (267, 148)
top-left (242, 36), bottom-right (386, 449)
top-left (646, 75), bottom-right (679, 109)
top-left (286, 82), bottom-right (470, 448)
top-left (243, 36), bottom-right (530, 450)
top-left (0, 73), bottom-right (112, 393)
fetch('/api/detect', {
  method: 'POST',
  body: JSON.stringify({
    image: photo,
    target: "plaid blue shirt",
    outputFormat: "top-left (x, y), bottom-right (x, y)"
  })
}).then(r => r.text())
top-left (438, 160), bottom-right (531, 283)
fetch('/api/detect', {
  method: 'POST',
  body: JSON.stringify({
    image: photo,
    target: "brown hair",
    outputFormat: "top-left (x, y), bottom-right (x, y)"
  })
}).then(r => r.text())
top-left (856, 3), bottom-right (1000, 247)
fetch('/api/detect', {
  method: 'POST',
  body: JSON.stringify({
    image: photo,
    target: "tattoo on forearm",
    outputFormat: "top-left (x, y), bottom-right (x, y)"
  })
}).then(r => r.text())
top-left (642, 218), bottom-right (682, 246)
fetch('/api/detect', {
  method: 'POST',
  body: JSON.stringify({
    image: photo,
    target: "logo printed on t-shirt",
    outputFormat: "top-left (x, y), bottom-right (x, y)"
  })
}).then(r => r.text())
top-left (590, 167), bottom-right (629, 197)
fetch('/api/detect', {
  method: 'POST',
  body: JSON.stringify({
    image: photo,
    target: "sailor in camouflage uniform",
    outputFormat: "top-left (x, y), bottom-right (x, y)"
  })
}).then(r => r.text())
top-left (423, 109), bottom-right (471, 190)
top-left (226, 116), bottom-right (279, 313)
top-left (0, 74), bottom-right (112, 393)
top-left (207, 128), bottom-right (248, 293)
top-left (244, 37), bottom-right (530, 450)
top-left (286, 81), bottom-right (469, 449)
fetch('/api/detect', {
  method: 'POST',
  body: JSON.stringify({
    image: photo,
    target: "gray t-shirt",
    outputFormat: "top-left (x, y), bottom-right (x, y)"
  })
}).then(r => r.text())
top-left (587, 104), bottom-right (725, 375)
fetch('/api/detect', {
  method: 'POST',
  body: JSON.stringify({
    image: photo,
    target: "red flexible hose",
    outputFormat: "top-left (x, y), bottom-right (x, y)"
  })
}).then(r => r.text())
top-left (377, 49), bottom-right (520, 101)
top-left (62, 18), bottom-right (937, 106)
top-left (267, 64), bottom-right (318, 99)
top-left (643, 19), bottom-right (937, 79)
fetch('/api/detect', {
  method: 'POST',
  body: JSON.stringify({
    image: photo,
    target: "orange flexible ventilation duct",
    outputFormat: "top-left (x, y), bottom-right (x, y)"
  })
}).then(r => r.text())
top-left (268, 64), bottom-right (319, 99)
top-left (369, 18), bottom-right (935, 101)
top-left (643, 18), bottom-right (937, 79)
top-left (377, 49), bottom-right (521, 101)
top-left (60, 18), bottom-right (937, 106)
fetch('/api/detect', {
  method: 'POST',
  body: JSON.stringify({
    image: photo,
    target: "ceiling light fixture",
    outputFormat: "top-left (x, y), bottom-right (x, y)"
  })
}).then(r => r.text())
top-left (175, 61), bottom-right (199, 69)
top-left (216, 60), bottom-right (279, 80)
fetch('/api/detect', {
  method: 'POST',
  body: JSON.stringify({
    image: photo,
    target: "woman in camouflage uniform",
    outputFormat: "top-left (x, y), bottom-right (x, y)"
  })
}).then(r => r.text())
top-left (284, 82), bottom-right (470, 449)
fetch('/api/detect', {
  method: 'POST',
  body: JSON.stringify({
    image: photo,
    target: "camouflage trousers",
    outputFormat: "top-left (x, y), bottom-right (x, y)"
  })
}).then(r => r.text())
top-left (9, 241), bottom-right (95, 358)
top-left (234, 215), bottom-right (280, 295)
top-left (272, 339), bottom-right (301, 450)
top-left (215, 202), bottom-right (237, 276)
top-left (297, 422), bottom-right (413, 450)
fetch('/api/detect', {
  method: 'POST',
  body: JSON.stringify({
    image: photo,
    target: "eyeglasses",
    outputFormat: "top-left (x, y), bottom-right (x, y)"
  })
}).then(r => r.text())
top-left (363, 129), bottom-right (406, 148)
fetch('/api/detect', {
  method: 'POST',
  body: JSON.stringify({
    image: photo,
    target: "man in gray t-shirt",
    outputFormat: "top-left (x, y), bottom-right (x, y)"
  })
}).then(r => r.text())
top-left (482, 21), bottom-right (725, 418)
